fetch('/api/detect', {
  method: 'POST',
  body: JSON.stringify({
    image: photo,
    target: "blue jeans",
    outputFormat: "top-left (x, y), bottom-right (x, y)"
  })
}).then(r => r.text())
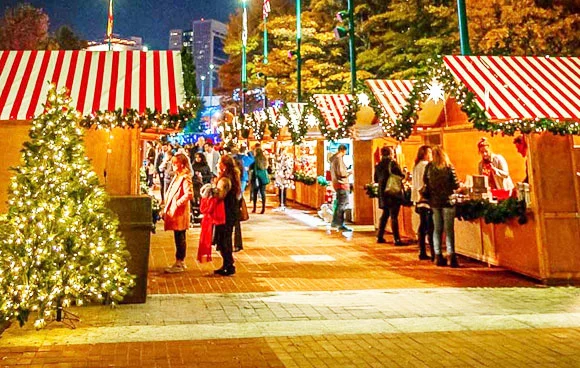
top-left (241, 180), bottom-right (248, 194)
top-left (432, 207), bottom-right (456, 255)
top-left (332, 189), bottom-right (349, 227)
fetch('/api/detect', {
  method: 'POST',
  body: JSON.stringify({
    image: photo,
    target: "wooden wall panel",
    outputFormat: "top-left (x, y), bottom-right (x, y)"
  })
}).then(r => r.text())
top-left (443, 130), bottom-right (527, 184)
top-left (353, 140), bottom-right (374, 224)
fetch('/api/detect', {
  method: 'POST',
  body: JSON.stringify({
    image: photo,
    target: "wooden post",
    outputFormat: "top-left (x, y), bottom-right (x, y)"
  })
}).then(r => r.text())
top-left (353, 140), bottom-right (374, 224)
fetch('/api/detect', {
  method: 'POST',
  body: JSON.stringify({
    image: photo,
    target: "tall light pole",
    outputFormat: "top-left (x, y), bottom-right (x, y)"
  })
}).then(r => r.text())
top-left (106, 0), bottom-right (114, 51)
top-left (296, 0), bottom-right (302, 102)
top-left (457, 0), bottom-right (471, 55)
top-left (209, 63), bottom-right (215, 107)
top-left (200, 75), bottom-right (206, 99)
top-left (241, 0), bottom-right (248, 113)
top-left (347, 0), bottom-right (356, 94)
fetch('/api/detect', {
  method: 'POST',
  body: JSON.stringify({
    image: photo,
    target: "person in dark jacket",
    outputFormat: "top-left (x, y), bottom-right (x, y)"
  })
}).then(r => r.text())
top-left (192, 152), bottom-right (213, 204)
top-left (423, 146), bottom-right (460, 267)
top-left (374, 146), bottom-right (404, 245)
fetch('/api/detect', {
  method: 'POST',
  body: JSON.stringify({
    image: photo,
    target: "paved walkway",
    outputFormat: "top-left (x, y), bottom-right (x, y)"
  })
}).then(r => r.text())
top-left (1, 202), bottom-right (579, 367)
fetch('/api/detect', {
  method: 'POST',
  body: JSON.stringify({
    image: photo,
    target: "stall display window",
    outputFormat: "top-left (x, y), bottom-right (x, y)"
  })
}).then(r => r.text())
top-left (295, 141), bottom-right (317, 178)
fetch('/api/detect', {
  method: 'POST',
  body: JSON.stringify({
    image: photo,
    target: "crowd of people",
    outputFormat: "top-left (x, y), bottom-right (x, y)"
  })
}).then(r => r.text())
top-left (374, 138), bottom-right (519, 268)
top-left (147, 135), bottom-right (522, 274)
top-left (145, 138), bottom-right (272, 276)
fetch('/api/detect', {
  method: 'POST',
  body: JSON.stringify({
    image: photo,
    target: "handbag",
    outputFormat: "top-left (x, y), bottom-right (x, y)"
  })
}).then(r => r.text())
top-left (384, 161), bottom-right (404, 198)
top-left (239, 197), bottom-right (249, 222)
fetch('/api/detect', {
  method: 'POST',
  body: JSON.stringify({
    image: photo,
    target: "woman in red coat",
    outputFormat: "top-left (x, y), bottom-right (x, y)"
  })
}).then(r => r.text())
top-left (163, 153), bottom-right (194, 273)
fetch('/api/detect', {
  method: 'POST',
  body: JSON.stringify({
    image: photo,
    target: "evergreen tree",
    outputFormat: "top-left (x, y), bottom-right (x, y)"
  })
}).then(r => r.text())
top-left (0, 85), bottom-right (134, 329)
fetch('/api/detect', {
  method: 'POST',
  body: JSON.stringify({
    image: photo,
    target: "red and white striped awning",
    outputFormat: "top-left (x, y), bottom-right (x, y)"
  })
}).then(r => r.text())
top-left (443, 55), bottom-right (580, 121)
top-left (313, 94), bottom-right (352, 129)
top-left (0, 50), bottom-right (185, 121)
top-left (365, 80), bottom-right (414, 122)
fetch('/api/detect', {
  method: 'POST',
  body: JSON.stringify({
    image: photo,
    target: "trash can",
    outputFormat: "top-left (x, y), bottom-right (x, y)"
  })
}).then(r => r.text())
top-left (107, 195), bottom-right (151, 304)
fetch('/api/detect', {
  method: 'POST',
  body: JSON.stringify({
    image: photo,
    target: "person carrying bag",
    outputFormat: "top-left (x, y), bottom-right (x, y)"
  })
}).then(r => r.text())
top-left (374, 146), bottom-right (404, 245)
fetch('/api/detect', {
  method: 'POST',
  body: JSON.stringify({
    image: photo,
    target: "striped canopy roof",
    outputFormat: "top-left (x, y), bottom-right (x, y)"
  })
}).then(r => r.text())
top-left (313, 94), bottom-right (352, 129)
top-left (365, 80), bottom-right (414, 122)
top-left (0, 50), bottom-right (185, 121)
top-left (443, 55), bottom-right (580, 121)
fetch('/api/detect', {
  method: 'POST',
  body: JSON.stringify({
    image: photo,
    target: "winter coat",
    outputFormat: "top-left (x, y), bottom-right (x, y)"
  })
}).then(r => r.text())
top-left (423, 163), bottom-right (460, 208)
top-left (374, 157), bottom-right (404, 209)
top-left (163, 173), bottom-right (193, 231)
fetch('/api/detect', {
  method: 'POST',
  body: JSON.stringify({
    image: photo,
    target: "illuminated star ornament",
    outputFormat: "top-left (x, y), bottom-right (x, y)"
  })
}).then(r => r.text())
top-left (424, 79), bottom-right (446, 103)
top-left (357, 92), bottom-right (370, 106)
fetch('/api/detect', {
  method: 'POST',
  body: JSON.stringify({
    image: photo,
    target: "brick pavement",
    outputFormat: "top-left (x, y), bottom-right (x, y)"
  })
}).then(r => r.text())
top-left (2, 203), bottom-right (579, 367)
top-left (148, 205), bottom-right (536, 295)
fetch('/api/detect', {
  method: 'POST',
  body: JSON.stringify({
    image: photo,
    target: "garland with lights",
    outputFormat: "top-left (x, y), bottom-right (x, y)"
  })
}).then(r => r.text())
top-left (312, 94), bottom-right (357, 142)
top-left (265, 108), bottom-right (282, 139)
top-left (396, 58), bottom-right (580, 138)
top-left (280, 104), bottom-right (309, 145)
top-left (79, 104), bottom-right (197, 131)
top-left (0, 85), bottom-right (134, 329)
top-left (394, 59), bottom-right (487, 141)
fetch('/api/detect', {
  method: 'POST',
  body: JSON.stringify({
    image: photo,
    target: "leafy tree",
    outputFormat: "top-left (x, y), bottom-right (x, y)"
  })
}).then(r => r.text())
top-left (54, 25), bottom-right (87, 50)
top-left (468, 0), bottom-right (580, 56)
top-left (357, 0), bottom-right (459, 79)
top-left (0, 3), bottom-right (49, 50)
top-left (0, 86), bottom-right (134, 329)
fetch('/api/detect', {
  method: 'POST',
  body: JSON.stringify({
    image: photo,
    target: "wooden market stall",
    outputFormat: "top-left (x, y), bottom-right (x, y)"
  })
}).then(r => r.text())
top-left (0, 49), bottom-right (187, 300)
top-left (398, 55), bottom-right (580, 284)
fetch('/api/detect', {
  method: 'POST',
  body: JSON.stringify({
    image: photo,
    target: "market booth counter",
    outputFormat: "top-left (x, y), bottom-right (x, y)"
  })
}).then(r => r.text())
top-left (0, 50), bottom-right (188, 302)
top-left (402, 55), bottom-right (580, 284)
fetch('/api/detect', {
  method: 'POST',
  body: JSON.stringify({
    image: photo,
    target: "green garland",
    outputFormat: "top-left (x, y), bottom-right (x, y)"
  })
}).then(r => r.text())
top-left (79, 104), bottom-right (197, 131)
top-left (294, 171), bottom-right (317, 185)
top-left (246, 112), bottom-right (267, 141)
top-left (395, 58), bottom-right (580, 139)
top-left (456, 198), bottom-right (528, 225)
top-left (364, 183), bottom-right (379, 198)
top-left (280, 103), bottom-right (309, 145)
top-left (266, 108), bottom-right (281, 139)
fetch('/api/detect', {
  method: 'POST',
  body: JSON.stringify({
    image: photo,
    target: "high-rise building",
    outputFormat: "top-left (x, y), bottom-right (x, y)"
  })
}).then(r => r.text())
top-left (192, 19), bottom-right (227, 105)
top-left (168, 29), bottom-right (183, 51)
top-left (168, 29), bottom-right (193, 53)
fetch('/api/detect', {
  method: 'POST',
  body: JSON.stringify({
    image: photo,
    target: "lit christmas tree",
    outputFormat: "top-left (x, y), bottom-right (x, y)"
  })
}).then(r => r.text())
top-left (0, 85), bottom-right (134, 329)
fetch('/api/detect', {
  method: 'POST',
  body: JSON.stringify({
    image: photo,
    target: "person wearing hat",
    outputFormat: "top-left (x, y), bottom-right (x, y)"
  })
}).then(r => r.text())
top-left (477, 138), bottom-right (514, 192)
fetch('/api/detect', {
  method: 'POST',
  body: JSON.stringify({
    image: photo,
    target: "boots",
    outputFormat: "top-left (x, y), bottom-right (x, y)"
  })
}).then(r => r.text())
top-left (449, 253), bottom-right (459, 268)
top-left (418, 238), bottom-right (430, 260)
top-left (260, 201), bottom-right (265, 214)
top-left (435, 254), bottom-right (447, 267)
top-left (252, 202), bottom-right (256, 213)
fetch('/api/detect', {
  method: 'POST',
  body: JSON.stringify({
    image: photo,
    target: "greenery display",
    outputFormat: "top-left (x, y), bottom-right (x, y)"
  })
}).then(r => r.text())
top-left (364, 183), bottom-right (379, 198)
top-left (293, 171), bottom-right (317, 185)
top-left (265, 109), bottom-right (282, 140)
top-left (0, 86), bottom-right (134, 329)
top-left (455, 198), bottom-right (528, 225)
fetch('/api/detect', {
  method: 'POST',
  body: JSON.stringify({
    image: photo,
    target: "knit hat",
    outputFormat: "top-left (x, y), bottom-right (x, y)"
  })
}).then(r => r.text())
top-left (477, 137), bottom-right (490, 150)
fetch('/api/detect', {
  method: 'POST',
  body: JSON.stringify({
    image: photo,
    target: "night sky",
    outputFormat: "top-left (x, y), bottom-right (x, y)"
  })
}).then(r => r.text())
top-left (1, 0), bottom-right (238, 50)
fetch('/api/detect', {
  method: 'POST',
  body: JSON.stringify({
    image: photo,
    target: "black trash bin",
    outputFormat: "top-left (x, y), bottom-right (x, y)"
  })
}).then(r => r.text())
top-left (107, 195), bottom-right (152, 304)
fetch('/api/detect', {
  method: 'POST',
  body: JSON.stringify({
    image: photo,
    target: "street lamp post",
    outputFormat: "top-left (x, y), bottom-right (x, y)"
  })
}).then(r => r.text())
top-left (457, 0), bottom-right (471, 55)
top-left (347, 0), bottom-right (356, 95)
top-left (296, 0), bottom-right (302, 102)
top-left (241, 0), bottom-right (248, 113)
top-left (209, 63), bottom-right (215, 107)
top-left (200, 75), bottom-right (206, 99)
